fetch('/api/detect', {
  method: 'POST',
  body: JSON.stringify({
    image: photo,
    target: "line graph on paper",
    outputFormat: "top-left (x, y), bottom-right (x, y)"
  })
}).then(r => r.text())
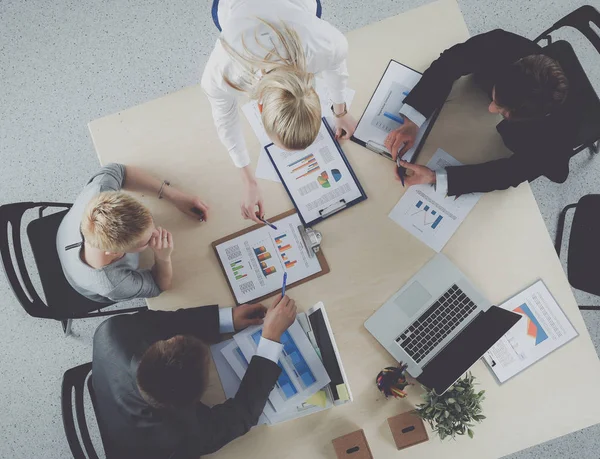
top-left (406, 199), bottom-right (444, 231)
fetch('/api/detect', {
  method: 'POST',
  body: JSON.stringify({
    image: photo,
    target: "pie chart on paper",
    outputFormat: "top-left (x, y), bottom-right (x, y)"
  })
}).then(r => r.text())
top-left (332, 169), bottom-right (342, 182)
top-left (317, 171), bottom-right (331, 188)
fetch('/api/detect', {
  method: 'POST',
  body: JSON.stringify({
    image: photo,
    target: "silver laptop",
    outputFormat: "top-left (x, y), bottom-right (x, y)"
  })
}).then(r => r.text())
top-left (365, 253), bottom-right (520, 393)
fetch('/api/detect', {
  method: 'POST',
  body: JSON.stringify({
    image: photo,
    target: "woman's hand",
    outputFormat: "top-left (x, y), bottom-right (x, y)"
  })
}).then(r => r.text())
top-left (241, 180), bottom-right (264, 223)
top-left (240, 166), bottom-right (264, 223)
top-left (334, 113), bottom-right (358, 141)
top-left (333, 103), bottom-right (357, 140)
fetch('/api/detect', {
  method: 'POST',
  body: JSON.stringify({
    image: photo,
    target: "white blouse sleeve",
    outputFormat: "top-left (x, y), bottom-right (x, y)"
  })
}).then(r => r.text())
top-left (201, 41), bottom-right (250, 168)
top-left (318, 30), bottom-right (349, 105)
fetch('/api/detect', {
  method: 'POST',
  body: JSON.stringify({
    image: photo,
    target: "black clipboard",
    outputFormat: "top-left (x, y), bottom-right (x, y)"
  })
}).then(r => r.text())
top-left (351, 59), bottom-right (441, 165)
top-left (264, 117), bottom-right (367, 227)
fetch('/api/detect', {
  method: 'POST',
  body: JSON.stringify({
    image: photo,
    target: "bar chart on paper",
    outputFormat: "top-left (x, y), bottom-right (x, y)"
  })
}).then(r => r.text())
top-left (275, 233), bottom-right (298, 269)
top-left (410, 200), bottom-right (443, 230)
top-left (254, 246), bottom-right (277, 277)
top-left (251, 329), bottom-right (317, 400)
top-left (229, 260), bottom-right (248, 281)
top-left (388, 149), bottom-right (482, 252)
top-left (288, 154), bottom-right (321, 180)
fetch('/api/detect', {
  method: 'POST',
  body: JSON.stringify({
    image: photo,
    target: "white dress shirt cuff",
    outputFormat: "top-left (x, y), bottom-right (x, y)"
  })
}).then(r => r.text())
top-left (435, 170), bottom-right (449, 195)
top-left (218, 307), bottom-right (235, 334)
top-left (256, 337), bottom-right (284, 364)
top-left (399, 104), bottom-right (427, 128)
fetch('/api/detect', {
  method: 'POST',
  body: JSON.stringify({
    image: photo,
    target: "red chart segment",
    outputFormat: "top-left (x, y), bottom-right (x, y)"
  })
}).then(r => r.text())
top-left (274, 233), bottom-right (298, 269)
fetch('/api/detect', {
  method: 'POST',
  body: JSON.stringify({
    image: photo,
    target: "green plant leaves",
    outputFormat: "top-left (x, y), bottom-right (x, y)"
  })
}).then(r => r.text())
top-left (415, 372), bottom-right (485, 441)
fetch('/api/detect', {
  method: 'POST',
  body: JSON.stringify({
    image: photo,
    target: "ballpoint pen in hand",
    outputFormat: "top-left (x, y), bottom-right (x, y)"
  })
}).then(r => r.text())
top-left (396, 141), bottom-right (408, 187)
top-left (258, 215), bottom-right (278, 230)
top-left (281, 272), bottom-right (288, 297)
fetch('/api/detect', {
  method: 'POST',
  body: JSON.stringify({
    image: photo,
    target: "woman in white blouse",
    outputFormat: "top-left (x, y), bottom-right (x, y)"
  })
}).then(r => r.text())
top-left (202, 0), bottom-right (356, 222)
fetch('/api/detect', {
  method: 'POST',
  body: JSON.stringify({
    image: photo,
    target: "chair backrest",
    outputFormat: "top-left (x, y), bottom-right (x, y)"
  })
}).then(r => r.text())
top-left (0, 202), bottom-right (111, 320)
top-left (27, 207), bottom-right (112, 316)
top-left (542, 40), bottom-right (600, 154)
top-left (535, 5), bottom-right (600, 53)
top-left (61, 362), bottom-right (102, 459)
top-left (534, 5), bottom-right (600, 153)
top-left (0, 202), bottom-right (68, 318)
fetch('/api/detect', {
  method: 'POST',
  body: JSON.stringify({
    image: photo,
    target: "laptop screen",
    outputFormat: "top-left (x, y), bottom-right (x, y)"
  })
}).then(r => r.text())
top-left (417, 306), bottom-right (521, 394)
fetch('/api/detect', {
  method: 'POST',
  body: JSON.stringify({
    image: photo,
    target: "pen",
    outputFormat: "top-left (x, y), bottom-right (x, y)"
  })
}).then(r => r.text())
top-left (396, 156), bottom-right (406, 187)
top-left (190, 207), bottom-right (205, 222)
top-left (402, 91), bottom-right (410, 96)
top-left (281, 272), bottom-right (288, 297)
top-left (259, 216), bottom-right (278, 230)
top-left (383, 111), bottom-right (405, 124)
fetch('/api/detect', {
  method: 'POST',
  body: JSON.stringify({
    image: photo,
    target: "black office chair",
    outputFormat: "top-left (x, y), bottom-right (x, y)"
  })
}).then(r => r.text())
top-left (62, 362), bottom-right (104, 459)
top-left (0, 202), bottom-right (147, 335)
top-left (535, 5), bottom-right (600, 156)
top-left (555, 194), bottom-right (600, 310)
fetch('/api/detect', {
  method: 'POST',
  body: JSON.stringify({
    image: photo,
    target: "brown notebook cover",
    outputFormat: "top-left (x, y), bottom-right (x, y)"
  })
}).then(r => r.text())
top-left (211, 209), bottom-right (330, 305)
top-left (387, 411), bottom-right (429, 450)
top-left (332, 429), bottom-right (373, 459)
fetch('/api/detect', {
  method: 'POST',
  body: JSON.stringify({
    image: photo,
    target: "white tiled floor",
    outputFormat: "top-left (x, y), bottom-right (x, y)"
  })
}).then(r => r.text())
top-left (1, 1), bottom-right (600, 457)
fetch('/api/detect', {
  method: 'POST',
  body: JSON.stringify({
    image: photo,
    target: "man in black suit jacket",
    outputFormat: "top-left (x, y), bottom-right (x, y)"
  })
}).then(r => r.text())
top-left (385, 29), bottom-right (575, 196)
top-left (92, 295), bottom-right (297, 459)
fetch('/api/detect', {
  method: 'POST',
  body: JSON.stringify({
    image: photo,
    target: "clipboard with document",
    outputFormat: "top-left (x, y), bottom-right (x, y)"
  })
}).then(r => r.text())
top-left (351, 59), bottom-right (441, 164)
top-left (264, 118), bottom-right (367, 227)
top-left (212, 210), bottom-right (330, 305)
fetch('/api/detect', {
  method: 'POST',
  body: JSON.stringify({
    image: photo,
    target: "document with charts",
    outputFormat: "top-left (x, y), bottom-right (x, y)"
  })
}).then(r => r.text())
top-left (265, 120), bottom-right (366, 225)
top-left (213, 335), bottom-right (333, 425)
top-left (388, 148), bottom-right (482, 252)
top-left (483, 280), bottom-right (578, 383)
top-left (233, 318), bottom-right (331, 414)
top-left (352, 60), bottom-right (437, 163)
top-left (213, 213), bottom-right (323, 304)
top-left (242, 78), bottom-right (356, 183)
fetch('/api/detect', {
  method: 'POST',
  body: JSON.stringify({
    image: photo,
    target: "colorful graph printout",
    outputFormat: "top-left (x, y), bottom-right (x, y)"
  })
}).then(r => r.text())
top-left (288, 154), bottom-right (320, 180)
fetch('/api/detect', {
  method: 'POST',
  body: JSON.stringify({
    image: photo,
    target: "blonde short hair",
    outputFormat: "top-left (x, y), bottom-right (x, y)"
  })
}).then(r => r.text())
top-left (81, 191), bottom-right (153, 252)
top-left (221, 19), bottom-right (321, 150)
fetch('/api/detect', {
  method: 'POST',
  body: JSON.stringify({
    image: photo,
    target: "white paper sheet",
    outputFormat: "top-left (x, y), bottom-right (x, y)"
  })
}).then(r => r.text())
top-left (265, 121), bottom-right (364, 224)
top-left (214, 213), bottom-right (322, 304)
top-left (233, 319), bottom-right (331, 414)
top-left (241, 78), bottom-right (356, 183)
top-left (388, 149), bottom-right (482, 252)
top-left (210, 339), bottom-right (269, 425)
top-left (483, 280), bottom-right (578, 384)
top-left (353, 60), bottom-right (433, 161)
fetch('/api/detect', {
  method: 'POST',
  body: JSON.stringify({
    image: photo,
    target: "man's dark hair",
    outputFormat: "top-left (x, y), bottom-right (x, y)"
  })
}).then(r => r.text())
top-left (137, 335), bottom-right (209, 409)
top-left (494, 55), bottom-right (569, 118)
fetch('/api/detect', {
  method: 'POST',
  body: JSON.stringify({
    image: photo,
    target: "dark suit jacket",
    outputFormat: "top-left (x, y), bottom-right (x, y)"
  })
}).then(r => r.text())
top-left (403, 29), bottom-right (579, 196)
top-left (92, 306), bottom-right (281, 459)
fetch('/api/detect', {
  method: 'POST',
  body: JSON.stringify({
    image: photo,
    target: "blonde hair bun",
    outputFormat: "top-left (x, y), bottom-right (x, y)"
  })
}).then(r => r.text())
top-left (222, 19), bottom-right (322, 150)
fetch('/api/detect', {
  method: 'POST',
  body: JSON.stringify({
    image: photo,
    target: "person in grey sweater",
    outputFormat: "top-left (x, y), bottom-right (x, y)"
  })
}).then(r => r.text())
top-left (56, 163), bottom-right (209, 303)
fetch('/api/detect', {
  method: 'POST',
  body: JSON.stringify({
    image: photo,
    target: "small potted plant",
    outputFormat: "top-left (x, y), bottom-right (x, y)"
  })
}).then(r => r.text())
top-left (415, 372), bottom-right (486, 440)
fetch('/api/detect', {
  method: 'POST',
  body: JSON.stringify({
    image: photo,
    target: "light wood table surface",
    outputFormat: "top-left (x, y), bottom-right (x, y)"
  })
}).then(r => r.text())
top-left (89, 0), bottom-right (600, 457)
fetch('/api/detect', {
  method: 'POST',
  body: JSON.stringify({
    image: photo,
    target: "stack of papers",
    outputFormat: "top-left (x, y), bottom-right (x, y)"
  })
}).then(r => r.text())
top-left (210, 312), bottom-right (336, 425)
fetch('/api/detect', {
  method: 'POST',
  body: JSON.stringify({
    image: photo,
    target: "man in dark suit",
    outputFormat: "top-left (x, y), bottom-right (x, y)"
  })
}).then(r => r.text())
top-left (92, 295), bottom-right (297, 459)
top-left (385, 29), bottom-right (574, 196)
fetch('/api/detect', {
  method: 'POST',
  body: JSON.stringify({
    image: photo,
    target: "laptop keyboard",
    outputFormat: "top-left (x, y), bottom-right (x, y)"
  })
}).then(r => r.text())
top-left (395, 284), bottom-right (477, 363)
